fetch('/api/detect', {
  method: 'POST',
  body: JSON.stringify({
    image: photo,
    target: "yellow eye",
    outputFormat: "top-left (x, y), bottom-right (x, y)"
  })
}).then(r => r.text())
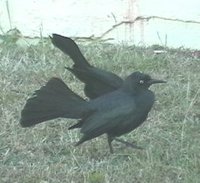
top-left (139, 80), bottom-right (144, 84)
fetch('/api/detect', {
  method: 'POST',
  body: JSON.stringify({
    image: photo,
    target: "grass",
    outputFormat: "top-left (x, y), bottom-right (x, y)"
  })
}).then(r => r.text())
top-left (0, 36), bottom-right (199, 183)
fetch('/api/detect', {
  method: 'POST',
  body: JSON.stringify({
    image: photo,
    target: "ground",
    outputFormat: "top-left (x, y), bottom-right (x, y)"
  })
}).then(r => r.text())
top-left (0, 36), bottom-right (199, 183)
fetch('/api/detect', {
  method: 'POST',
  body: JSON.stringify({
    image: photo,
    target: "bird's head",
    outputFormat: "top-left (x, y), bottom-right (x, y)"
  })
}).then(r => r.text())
top-left (123, 71), bottom-right (166, 92)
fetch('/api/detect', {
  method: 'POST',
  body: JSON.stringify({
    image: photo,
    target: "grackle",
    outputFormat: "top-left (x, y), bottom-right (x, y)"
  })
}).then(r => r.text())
top-left (50, 34), bottom-right (123, 99)
top-left (20, 72), bottom-right (166, 153)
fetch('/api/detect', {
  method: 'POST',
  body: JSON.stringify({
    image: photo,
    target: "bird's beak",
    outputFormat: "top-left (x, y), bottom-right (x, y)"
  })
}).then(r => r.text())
top-left (148, 79), bottom-right (167, 85)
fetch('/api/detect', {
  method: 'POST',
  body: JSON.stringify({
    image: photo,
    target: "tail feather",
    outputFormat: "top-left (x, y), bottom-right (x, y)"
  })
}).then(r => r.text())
top-left (50, 34), bottom-right (90, 68)
top-left (20, 78), bottom-right (87, 127)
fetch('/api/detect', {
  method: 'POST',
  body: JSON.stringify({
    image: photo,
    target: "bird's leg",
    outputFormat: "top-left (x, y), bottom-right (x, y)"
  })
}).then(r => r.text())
top-left (107, 135), bottom-right (114, 153)
top-left (114, 138), bottom-right (143, 150)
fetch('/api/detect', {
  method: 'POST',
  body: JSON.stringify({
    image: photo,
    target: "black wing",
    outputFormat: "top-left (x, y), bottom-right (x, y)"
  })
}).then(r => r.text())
top-left (50, 34), bottom-right (123, 99)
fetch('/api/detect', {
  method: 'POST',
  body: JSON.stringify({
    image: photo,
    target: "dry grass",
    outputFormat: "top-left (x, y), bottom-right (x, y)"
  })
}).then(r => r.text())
top-left (0, 36), bottom-right (199, 183)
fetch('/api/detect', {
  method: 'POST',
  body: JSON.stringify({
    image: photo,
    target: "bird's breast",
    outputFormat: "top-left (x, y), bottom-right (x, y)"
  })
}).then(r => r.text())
top-left (135, 90), bottom-right (155, 112)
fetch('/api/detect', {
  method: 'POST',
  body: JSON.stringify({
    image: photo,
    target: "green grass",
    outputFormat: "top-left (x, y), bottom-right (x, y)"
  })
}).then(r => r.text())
top-left (0, 37), bottom-right (199, 183)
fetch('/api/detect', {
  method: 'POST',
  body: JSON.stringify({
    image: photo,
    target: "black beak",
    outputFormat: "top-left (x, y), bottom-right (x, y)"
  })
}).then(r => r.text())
top-left (148, 79), bottom-right (167, 85)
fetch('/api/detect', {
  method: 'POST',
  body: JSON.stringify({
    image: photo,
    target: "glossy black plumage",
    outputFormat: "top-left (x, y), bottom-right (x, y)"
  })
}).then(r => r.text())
top-left (20, 72), bottom-right (166, 153)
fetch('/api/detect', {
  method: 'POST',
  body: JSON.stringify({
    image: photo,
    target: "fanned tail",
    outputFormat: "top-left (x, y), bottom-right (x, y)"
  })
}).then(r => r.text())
top-left (20, 78), bottom-right (87, 127)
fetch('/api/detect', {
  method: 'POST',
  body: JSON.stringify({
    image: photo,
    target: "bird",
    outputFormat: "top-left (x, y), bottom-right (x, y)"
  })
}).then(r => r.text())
top-left (20, 71), bottom-right (166, 153)
top-left (50, 34), bottom-right (123, 99)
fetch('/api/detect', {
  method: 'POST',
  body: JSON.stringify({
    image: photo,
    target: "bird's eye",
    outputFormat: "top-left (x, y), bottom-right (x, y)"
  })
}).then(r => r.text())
top-left (139, 80), bottom-right (144, 84)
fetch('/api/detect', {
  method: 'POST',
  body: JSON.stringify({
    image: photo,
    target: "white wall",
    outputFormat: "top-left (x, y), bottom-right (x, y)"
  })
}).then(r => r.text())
top-left (0, 0), bottom-right (200, 48)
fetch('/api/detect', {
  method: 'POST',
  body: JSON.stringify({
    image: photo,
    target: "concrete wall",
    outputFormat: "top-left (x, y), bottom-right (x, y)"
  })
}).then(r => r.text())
top-left (0, 0), bottom-right (200, 48)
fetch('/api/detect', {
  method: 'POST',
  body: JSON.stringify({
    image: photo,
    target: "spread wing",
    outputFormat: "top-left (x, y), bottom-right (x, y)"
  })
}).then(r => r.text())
top-left (50, 34), bottom-right (123, 99)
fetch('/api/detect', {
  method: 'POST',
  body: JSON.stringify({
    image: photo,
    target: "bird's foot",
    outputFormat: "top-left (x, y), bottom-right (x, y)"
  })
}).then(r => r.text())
top-left (114, 138), bottom-right (143, 150)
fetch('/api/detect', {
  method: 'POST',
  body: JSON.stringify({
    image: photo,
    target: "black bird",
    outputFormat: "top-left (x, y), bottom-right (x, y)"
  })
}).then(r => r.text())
top-left (50, 34), bottom-right (123, 99)
top-left (20, 72), bottom-right (166, 153)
